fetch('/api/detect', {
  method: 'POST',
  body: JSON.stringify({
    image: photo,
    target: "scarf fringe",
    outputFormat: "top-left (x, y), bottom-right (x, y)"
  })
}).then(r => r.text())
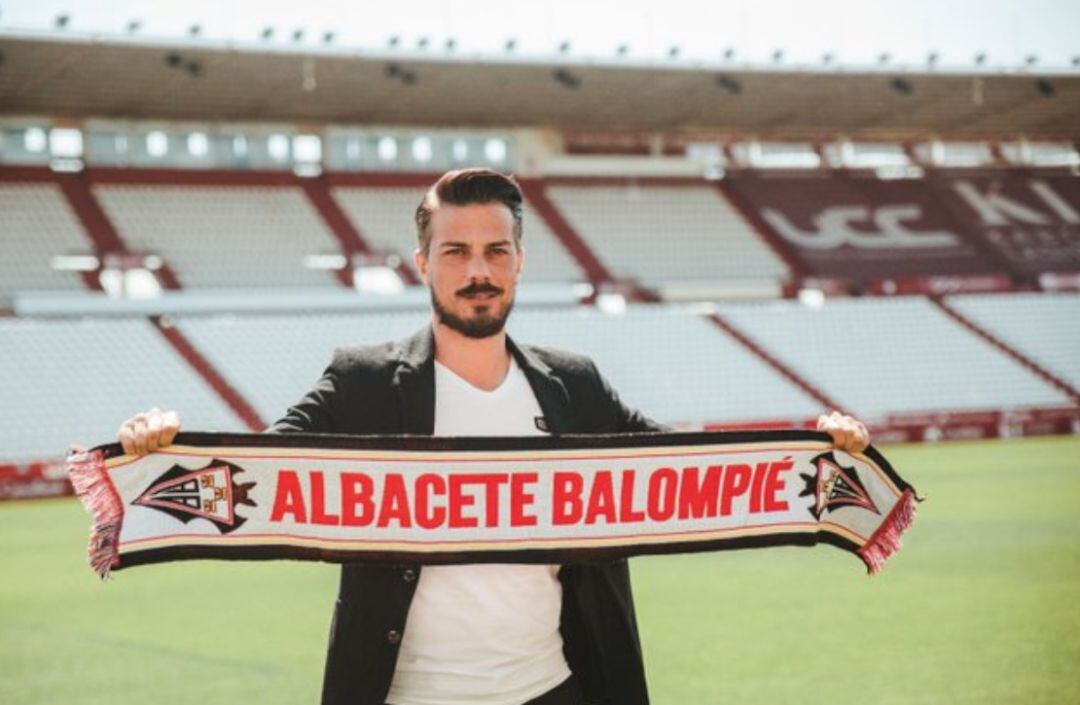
top-left (857, 489), bottom-right (916, 575)
top-left (67, 447), bottom-right (122, 580)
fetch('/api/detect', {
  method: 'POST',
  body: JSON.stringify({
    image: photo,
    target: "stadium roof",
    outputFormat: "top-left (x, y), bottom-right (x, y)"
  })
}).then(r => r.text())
top-left (1, 35), bottom-right (1078, 140)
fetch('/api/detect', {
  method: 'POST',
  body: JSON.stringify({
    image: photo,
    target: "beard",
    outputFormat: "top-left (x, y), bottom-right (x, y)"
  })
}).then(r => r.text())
top-left (431, 282), bottom-right (515, 339)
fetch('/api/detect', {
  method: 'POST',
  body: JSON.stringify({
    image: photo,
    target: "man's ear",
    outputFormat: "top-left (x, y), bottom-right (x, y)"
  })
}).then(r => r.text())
top-left (414, 247), bottom-right (429, 285)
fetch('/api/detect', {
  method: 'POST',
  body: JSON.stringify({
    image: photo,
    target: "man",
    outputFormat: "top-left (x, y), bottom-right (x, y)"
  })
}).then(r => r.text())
top-left (119, 167), bottom-right (870, 705)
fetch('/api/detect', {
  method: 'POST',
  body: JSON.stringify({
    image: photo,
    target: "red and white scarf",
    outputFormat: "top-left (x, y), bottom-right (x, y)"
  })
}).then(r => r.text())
top-left (69, 430), bottom-right (918, 579)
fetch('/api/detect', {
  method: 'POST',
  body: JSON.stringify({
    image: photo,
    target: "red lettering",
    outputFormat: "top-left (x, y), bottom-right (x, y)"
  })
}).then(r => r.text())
top-left (510, 473), bottom-right (538, 527)
top-left (448, 475), bottom-right (478, 528)
top-left (678, 465), bottom-right (722, 519)
top-left (414, 474), bottom-right (446, 529)
top-left (480, 474), bottom-right (508, 528)
top-left (341, 472), bottom-right (374, 526)
top-left (764, 457), bottom-right (793, 512)
top-left (552, 472), bottom-right (583, 525)
top-left (647, 467), bottom-right (678, 521)
top-left (270, 470), bottom-right (307, 524)
top-left (619, 469), bottom-right (646, 522)
top-left (749, 462), bottom-right (770, 514)
top-left (720, 463), bottom-right (752, 516)
top-left (584, 471), bottom-right (617, 525)
top-left (310, 471), bottom-right (341, 526)
top-left (377, 474), bottom-right (412, 528)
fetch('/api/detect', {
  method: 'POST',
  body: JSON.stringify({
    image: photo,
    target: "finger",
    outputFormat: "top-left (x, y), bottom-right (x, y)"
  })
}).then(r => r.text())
top-left (852, 422), bottom-right (870, 453)
top-left (160, 411), bottom-right (181, 447)
top-left (118, 425), bottom-right (136, 456)
top-left (842, 427), bottom-right (858, 452)
top-left (817, 414), bottom-right (827, 430)
top-left (131, 419), bottom-right (148, 456)
top-left (146, 412), bottom-right (163, 452)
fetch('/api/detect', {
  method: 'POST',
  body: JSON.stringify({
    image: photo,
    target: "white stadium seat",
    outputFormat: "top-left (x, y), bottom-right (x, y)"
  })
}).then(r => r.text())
top-left (545, 184), bottom-right (789, 287)
top-left (507, 306), bottom-right (823, 425)
top-left (176, 310), bottom-right (432, 424)
top-left (947, 293), bottom-right (1080, 391)
top-left (94, 185), bottom-right (343, 288)
top-left (0, 317), bottom-right (245, 462)
top-left (0, 184), bottom-right (91, 293)
top-left (715, 297), bottom-right (1073, 420)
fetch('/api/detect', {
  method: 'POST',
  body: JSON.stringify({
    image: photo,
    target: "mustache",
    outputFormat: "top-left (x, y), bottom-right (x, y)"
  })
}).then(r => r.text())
top-left (456, 282), bottom-right (504, 297)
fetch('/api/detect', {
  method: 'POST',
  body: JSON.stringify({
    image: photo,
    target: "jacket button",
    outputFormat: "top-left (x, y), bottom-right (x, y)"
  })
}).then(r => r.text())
top-left (402, 568), bottom-right (417, 582)
top-left (386, 629), bottom-right (402, 645)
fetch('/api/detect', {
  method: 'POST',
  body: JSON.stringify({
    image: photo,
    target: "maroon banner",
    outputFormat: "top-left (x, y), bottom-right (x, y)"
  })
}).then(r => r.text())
top-left (728, 171), bottom-right (1080, 283)
top-left (934, 172), bottom-right (1080, 276)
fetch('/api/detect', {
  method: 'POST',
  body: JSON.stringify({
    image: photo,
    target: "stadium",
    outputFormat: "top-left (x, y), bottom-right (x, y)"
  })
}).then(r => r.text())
top-left (1, 2), bottom-right (1078, 704)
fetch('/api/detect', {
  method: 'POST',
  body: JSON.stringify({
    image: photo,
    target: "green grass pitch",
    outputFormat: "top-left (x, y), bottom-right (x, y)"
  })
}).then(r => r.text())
top-left (2, 436), bottom-right (1078, 704)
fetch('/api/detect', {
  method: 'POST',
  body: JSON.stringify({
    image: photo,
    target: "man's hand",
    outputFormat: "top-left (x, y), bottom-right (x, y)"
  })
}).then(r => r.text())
top-left (817, 411), bottom-right (870, 454)
top-left (117, 408), bottom-right (181, 456)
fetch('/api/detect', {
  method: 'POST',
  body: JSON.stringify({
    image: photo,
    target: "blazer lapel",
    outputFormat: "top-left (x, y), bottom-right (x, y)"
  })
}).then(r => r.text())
top-left (392, 326), bottom-right (436, 435)
top-left (509, 336), bottom-right (573, 435)
top-left (392, 327), bottom-right (573, 436)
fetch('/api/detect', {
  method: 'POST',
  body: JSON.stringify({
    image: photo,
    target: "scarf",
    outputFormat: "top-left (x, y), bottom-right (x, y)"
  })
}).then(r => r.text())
top-left (68, 430), bottom-right (918, 579)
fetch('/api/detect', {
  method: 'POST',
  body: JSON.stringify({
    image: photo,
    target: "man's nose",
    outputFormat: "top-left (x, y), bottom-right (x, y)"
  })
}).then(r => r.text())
top-left (465, 252), bottom-right (492, 279)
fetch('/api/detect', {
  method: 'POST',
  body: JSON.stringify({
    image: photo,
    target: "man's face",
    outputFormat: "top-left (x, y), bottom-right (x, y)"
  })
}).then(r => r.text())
top-left (415, 202), bottom-right (523, 339)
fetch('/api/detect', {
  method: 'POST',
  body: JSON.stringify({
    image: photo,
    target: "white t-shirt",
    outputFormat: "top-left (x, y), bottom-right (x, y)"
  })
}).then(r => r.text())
top-left (385, 356), bottom-right (572, 705)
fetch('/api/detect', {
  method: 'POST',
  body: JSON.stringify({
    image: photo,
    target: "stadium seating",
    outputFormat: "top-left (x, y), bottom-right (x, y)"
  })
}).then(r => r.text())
top-left (175, 310), bottom-right (433, 424)
top-left (0, 184), bottom-right (91, 294)
top-left (331, 186), bottom-right (587, 283)
top-left (507, 306), bottom-right (822, 424)
top-left (93, 185), bottom-right (344, 288)
top-left (545, 184), bottom-right (789, 287)
top-left (946, 293), bottom-right (1080, 390)
top-left (0, 317), bottom-right (245, 462)
top-left (176, 306), bottom-right (822, 427)
top-left (715, 297), bottom-right (1074, 420)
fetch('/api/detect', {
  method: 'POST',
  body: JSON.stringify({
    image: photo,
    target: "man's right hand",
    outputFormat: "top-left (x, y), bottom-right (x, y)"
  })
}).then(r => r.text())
top-left (117, 408), bottom-right (181, 456)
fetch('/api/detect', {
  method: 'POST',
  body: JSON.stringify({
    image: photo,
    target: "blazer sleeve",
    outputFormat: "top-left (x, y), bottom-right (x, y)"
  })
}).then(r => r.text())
top-left (588, 360), bottom-right (671, 434)
top-left (266, 351), bottom-right (343, 435)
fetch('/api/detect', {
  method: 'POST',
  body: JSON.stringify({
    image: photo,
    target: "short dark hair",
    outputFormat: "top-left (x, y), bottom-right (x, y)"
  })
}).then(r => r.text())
top-left (415, 168), bottom-right (523, 254)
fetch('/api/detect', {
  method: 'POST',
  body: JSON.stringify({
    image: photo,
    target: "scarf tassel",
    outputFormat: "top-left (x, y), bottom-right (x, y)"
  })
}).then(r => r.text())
top-left (67, 447), bottom-right (122, 580)
top-left (857, 489), bottom-right (917, 575)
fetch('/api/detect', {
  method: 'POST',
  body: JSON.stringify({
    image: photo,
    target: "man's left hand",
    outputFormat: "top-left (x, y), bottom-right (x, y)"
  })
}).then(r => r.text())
top-left (817, 411), bottom-right (870, 454)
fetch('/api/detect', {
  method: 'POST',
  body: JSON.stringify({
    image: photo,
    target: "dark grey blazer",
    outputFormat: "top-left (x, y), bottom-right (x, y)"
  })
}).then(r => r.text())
top-left (270, 325), bottom-right (664, 705)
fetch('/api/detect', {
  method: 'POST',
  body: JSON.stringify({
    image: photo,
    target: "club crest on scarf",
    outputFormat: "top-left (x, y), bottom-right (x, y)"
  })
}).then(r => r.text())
top-left (799, 451), bottom-right (880, 519)
top-left (133, 459), bottom-right (256, 533)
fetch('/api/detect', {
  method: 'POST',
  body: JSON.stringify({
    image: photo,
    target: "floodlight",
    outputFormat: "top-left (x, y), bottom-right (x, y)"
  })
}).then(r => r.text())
top-left (553, 68), bottom-right (581, 89)
top-left (715, 75), bottom-right (741, 94)
top-left (890, 77), bottom-right (913, 95)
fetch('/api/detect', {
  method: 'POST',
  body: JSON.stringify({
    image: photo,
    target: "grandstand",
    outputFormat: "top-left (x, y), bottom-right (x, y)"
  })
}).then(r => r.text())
top-left (1, 32), bottom-right (1078, 495)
